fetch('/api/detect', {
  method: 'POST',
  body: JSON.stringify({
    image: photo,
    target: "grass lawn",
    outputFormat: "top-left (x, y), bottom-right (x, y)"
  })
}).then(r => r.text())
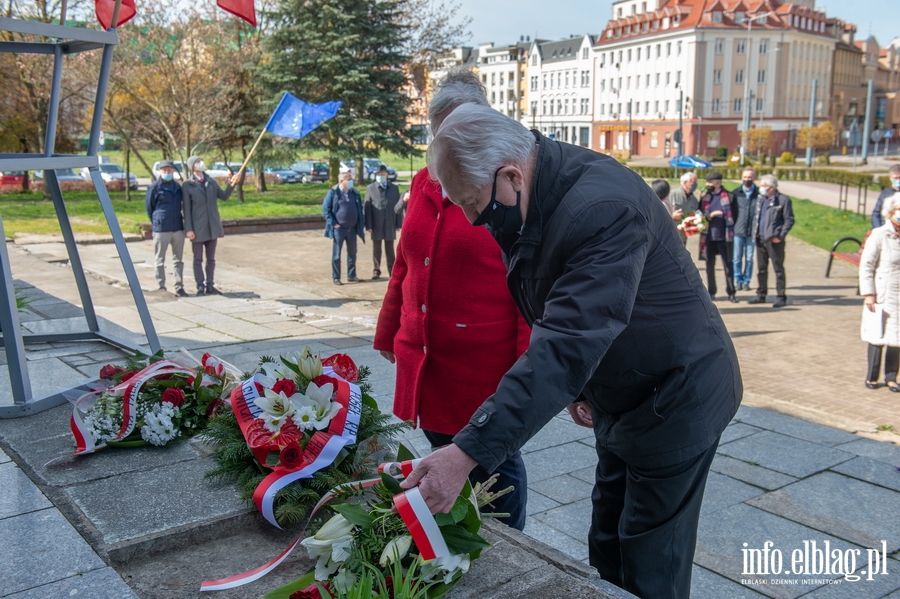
top-left (0, 182), bottom-right (410, 238)
top-left (790, 199), bottom-right (870, 251)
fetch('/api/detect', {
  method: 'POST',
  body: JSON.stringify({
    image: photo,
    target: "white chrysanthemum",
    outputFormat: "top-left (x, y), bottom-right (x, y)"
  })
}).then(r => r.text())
top-left (290, 382), bottom-right (340, 430)
top-left (140, 403), bottom-right (182, 446)
top-left (291, 405), bottom-right (319, 431)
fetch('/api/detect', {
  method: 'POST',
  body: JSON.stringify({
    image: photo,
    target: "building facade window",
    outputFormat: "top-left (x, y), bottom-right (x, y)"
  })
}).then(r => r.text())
top-left (677, 41), bottom-right (682, 55)
top-left (655, 73), bottom-right (660, 86)
top-left (542, 100), bottom-right (547, 115)
top-left (756, 97), bottom-right (764, 112)
top-left (676, 71), bottom-right (681, 86)
top-left (758, 69), bottom-right (766, 83)
top-left (715, 39), bottom-right (724, 54)
top-left (712, 11), bottom-right (722, 23)
top-left (665, 100), bottom-right (670, 113)
top-left (600, 79), bottom-right (605, 92)
top-left (737, 39), bottom-right (746, 54)
top-left (736, 69), bottom-right (744, 83)
top-left (713, 98), bottom-right (721, 112)
top-left (582, 47), bottom-right (588, 59)
top-left (666, 72), bottom-right (671, 85)
top-left (759, 39), bottom-right (768, 54)
top-left (734, 98), bottom-right (743, 112)
top-left (637, 47), bottom-right (641, 60)
top-left (655, 100), bottom-right (660, 113)
top-left (735, 11), bottom-right (744, 24)
top-left (656, 44), bottom-right (661, 58)
top-left (666, 42), bottom-right (672, 56)
top-left (645, 101), bottom-right (649, 113)
top-left (628, 49), bottom-right (632, 62)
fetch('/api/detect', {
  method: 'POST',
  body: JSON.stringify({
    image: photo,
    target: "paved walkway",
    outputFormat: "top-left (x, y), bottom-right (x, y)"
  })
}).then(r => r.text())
top-left (1, 182), bottom-right (899, 597)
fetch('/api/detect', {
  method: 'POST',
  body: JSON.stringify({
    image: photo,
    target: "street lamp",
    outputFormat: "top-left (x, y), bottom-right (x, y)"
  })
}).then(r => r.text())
top-left (730, 10), bottom-right (777, 167)
top-left (696, 115), bottom-right (703, 155)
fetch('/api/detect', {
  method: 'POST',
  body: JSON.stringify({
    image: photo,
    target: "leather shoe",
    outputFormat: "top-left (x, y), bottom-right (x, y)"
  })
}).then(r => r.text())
top-left (333, 279), bottom-right (343, 285)
top-left (175, 288), bottom-right (188, 297)
top-left (772, 297), bottom-right (787, 308)
top-left (206, 286), bottom-right (221, 295)
top-left (347, 277), bottom-right (360, 283)
top-left (748, 296), bottom-right (767, 304)
top-left (865, 380), bottom-right (879, 389)
top-left (728, 294), bottom-right (738, 303)
top-left (196, 287), bottom-right (205, 296)
top-left (888, 382), bottom-right (900, 393)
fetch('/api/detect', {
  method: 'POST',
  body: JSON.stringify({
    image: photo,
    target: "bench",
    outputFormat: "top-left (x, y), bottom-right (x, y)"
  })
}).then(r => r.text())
top-left (825, 236), bottom-right (863, 278)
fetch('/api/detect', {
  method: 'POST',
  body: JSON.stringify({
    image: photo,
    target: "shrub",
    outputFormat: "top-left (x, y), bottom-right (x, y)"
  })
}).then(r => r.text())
top-left (815, 152), bottom-right (831, 166)
top-left (777, 152), bottom-right (796, 165)
top-left (715, 146), bottom-right (728, 160)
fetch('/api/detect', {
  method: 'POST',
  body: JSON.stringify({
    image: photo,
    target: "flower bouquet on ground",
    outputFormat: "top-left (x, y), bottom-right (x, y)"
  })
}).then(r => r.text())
top-left (203, 346), bottom-right (409, 528)
top-left (677, 211), bottom-right (708, 237)
top-left (69, 350), bottom-right (238, 455)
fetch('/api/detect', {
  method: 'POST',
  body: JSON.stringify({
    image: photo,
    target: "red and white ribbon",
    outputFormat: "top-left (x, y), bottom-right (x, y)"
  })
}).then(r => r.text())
top-left (199, 534), bottom-right (306, 591)
top-left (394, 486), bottom-right (450, 561)
top-left (379, 458), bottom-right (423, 478)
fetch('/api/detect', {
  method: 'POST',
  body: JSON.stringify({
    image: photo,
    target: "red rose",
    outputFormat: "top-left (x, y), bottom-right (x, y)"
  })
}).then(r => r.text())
top-left (279, 443), bottom-right (304, 469)
top-left (161, 387), bottom-right (186, 407)
top-left (271, 378), bottom-right (297, 397)
top-left (274, 418), bottom-right (301, 448)
top-left (321, 354), bottom-right (358, 382)
top-left (290, 583), bottom-right (331, 599)
top-left (99, 364), bottom-right (120, 380)
top-left (246, 419), bottom-right (278, 451)
top-left (311, 375), bottom-right (340, 397)
top-left (120, 370), bottom-right (138, 382)
top-left (206, 398), bottom-right (225, 415)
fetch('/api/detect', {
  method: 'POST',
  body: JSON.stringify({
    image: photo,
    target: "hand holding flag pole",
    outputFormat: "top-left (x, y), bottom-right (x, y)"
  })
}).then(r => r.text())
top-left (233, 93), bottom-right (342, 182)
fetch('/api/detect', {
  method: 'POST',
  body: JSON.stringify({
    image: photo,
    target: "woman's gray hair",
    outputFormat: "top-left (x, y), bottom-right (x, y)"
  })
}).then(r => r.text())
top-left (760, 173), bottom-right (778, 189)
top-left (428, 67), bottom-right (489, 131)
top-left (428, 104), bottom-right (536, 190)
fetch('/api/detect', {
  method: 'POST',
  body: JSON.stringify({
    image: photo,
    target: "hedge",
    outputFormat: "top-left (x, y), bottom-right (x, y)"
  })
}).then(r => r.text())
top-left (630, 166), bottom-right (888, 189)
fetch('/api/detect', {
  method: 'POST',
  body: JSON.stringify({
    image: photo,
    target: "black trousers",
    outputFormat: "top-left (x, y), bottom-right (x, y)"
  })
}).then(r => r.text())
top-left (867, 344), bottom-right (900, 383)
top-left (372, 238), bottom-right (395, 276)
top-left (589, 422), bottom-right (720, 599)
top-left (423, 430), bottom-right (527, 531)
top-left (705, 239), bottom-right (734, 297)
top-left (756, 239), bottom-right (786, 299)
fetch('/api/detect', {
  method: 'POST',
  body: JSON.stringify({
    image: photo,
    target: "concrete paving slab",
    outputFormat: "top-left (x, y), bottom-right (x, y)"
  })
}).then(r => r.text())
top-left (529, 473), bottom-right (595, 505)
top-left (188, 312), bottom-right (287, 341)
top-left (521, 442), bottom-right (598, 483)
top-left (67, 457), bottom-right (243, 545)
top-left (0, 508), bottom-right (106, 596)
top-left (0, 447), bottom-right (9, 464)
top-left (733, 407), bottom-right (859, 447)
top-left (530, 497), bottom-right (592, 542)
top-left (718, 431), bottom-right (854, 479)
top-left (526, 490), bottom-right (562, 516)
top-left (524, 516), bottom-right (590, 561)
top-left (831, 456), bottom-right (900, 492)
top-left (0, 357), bottom-right (86, 405)
top-left (690, 564), bottom-right (768, 599)
top-left (0, 462), bottom-right (51, 519)
top-left (521, 414), bottom-right (595, 454)
top-left (701, 471), bottom-right (766, 515)
top-left (747, 471), bottom-right (900, 550)
top-left (709, 454), bottom-right (800, 490)
top-left (695, 504), bottom-right (857, 599)
top-left (833, 438), bottom-right (900, 465)
top-left (797, 559), bottom-right (900, 598)
top-left (2, 566), bottom-right (138, 599)
top-left (722, 422), bottom-right (765, 445)
top-left (569, 465), bottom-right (596, 484)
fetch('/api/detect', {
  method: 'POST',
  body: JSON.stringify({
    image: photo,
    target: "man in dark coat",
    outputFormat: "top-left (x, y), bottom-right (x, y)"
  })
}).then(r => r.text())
top-left (323, 171), bottom-right (365, 285)
top-left (145, 160), bottom-right (186, 296)
top-left (748, 174), bottom-right (794, 308)
top-left (364, 166), bottom-right (402, 279)
top-left (401, 104), bottom-right (742, 599)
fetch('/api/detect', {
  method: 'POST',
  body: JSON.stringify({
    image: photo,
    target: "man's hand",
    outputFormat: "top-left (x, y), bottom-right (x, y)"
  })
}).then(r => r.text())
top-left (379, 350), bottom-right (396, 363)
top-left (865, 294), bottom-right (877, 312)
top-left (186, 231), bottom-right (195, 241)
top-left (772, 237), bottom-right (781, 244)
top-left (333, 224), bottom-right (341, 229)
top-left (400, 443), bottom-right (476, 514)
top-left (710, 210), bottom-right (724, 218)
top-left (567, 401), bottom-right (593, 428)
top-left (230, 174), bottom-right (241, 187)
top-left (672, 208), bottom-right (684, 221)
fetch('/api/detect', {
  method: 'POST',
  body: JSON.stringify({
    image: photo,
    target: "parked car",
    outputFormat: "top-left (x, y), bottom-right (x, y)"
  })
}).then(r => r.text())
top-left (343, 159), bottom-right (398, 181)
top-left (206, 162), bottom-right (252, 179)
top-left (669, 155), bottom-right (713, 169)
top-left (264, 166), bottom-right (301, 184)
top-left (32, 168), bottom-right (84, 184)
top-left (151, 161), bottom-right (184, 180)
top-left (79, 164), bottom-right (139, 189)
top-left (0, 171), bottom-right (26, 186)
top-left (289, 160), bottom-right (330, 183)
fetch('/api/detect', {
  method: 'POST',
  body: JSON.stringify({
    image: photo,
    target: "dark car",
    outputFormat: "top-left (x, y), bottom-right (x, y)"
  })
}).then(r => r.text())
top-left (669, 155), bottom-right (713, 169)
top-left (345, 159), bottom-right (398, 182)
top-left (264, 167), bottom-right (301, 184)
top-left (32, 168), bottom-right (84, 183)
top-left (290, 160), bottom-right (329, 183)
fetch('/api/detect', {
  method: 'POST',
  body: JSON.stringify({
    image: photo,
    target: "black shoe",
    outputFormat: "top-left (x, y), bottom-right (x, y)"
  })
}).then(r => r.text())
top-left (333, 278), bottom-right (343, 285)
top-left (748, 296), bottom-right (767, 304)
top-left (206, 286), bottom-right (221, 295)
top-left (347, 277), bottom-right (360, 283)
top-left (372, 271), bottom-right (381, 280)
top-left (772, 297), bottom-right (787, 308)
top-left (175, 288), bottom-right (189, 297)
top-left (728, 294), bottom-right (738, 303)
top-left (865, 380), bottom-right (879, 389)
top-left (196, 287), bottom-right (206, 296)
top-left (888, 382), bottom-right (900, 393)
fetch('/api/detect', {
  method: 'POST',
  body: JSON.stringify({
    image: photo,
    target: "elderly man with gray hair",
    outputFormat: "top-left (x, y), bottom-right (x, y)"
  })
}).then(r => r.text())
top-left (399, 104), bottom-right (742, 599)
top-left (668, 171), bottom-right (699, 243)
top-left (748, 174), bottom-right (794, 308)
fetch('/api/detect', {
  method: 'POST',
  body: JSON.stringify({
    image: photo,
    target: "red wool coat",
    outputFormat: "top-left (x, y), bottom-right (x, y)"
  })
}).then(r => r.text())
top-left (373, 168), bottom-right (531, 435)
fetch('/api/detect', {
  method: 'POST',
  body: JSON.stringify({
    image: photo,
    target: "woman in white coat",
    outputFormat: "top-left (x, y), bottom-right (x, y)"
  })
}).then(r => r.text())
top-left (860, 199), bottom-right (900, 391)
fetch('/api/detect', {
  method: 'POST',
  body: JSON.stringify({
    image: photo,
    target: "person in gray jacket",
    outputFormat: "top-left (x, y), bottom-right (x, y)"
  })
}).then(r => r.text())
top-left (668, 171), bottom-right (699, 244)
top-left (364, 166), bottom-right (403, 279)
top-left (182, 156), bottom-right (238, 295)
top-left (401, 104), bottom-right (742, 599)
top-left (748, 174), bottom-right (794, 308)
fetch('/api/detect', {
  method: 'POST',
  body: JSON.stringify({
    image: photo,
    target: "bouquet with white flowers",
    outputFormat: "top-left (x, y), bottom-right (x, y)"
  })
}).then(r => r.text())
top-left (677, 211), bottom-right (708, 237)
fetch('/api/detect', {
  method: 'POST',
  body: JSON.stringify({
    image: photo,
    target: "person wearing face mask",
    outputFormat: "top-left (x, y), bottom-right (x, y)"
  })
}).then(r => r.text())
top-left (668, 171), bottom-right (699, 244)
top-left (860, 199), bottom-right (900, 391)
top-left (700, 172), bottom-right (738, 302)
top-left (748, 174), bottom-right (794, 308)
top-left (730, 168), bottom-right (759, 292)
top-left (323, 171), bottom-right (365, 285)
top-left (871, 164), bottom-right (900, 228)
top-left (145, 160), bottom-right (187, 297)
top-left (373, 69), bottom-right (531, 530)
top-left (182, 156), bottom-right (239, 295)
top-left (364, 166), bottom-right (402, 279)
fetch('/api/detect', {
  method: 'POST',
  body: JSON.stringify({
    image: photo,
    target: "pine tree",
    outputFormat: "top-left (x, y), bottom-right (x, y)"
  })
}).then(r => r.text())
top-left (260, 0), bottom-right (414, 184)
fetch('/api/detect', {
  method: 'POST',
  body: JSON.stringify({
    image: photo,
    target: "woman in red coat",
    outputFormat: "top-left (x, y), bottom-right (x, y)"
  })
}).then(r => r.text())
top-left (374, 166), bottom-right (531, 529)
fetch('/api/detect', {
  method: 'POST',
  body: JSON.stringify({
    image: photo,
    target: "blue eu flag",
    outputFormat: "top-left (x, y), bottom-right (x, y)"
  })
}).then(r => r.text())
top-left (264, 93), bottom-right (342, 139)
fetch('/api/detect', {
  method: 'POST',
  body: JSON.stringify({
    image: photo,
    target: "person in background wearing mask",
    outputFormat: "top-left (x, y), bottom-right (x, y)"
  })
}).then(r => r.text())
top-left (871, 164), bottom-right (900, 227)
top-left (749, 174), bottom-right (794, 308)
top-left (364, 166), bottom-right (402, 279)
top-left (731, 168), bottom-right (759, 292)
top-left (182, 157), bottom-right (239, 295)
top-left (145, 160), bottom-right (187, 297)
top-left (323, 171), bottom-right (364, 285)
top-left (668, 171), bottom-right (699, 244)
top-left (860, 198), bottom-right (900, 391)
top-left (700, 171), bottom-right (738, 303)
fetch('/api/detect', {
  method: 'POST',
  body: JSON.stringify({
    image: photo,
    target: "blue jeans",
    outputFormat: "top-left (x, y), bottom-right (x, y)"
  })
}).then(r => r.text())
top-left (733, 235), bottom-right (755, 286)
top-left (331, 227), bottom-right (357, 281)
top-left (423, 430), bottom-right (527, 531)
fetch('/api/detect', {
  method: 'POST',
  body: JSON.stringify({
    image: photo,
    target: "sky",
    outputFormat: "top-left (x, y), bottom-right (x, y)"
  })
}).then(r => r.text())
top-left (455, 0), bottom-right (898, 48)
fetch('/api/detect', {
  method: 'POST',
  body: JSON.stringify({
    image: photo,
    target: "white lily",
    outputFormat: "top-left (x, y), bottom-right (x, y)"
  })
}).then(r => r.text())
top-left (292, 346), bottom-right (323, 380)
top-left (379, 535), bottom-right (412, 567)
top-left (300, 514), bottom-right (355, 581)
top-left (316, 513), bottom-right (355, 540)
top-left (290, 381), bottom-right (341, 430)
top-left (256, 388), bottom-right (297, 418)
top-left (420, 553), bottom-right (471, 585)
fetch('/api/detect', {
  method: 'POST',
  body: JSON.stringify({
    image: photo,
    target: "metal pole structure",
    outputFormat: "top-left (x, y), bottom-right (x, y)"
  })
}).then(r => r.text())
top-left (862, 79), bottom-right (874, 164)
top-left (628, 100), bottom-right (633, 159)
top-left (696, 115), bottom-right (703, 155)
top-left (805, 79), bottom-right (818, 168)
top-left (740, 19), bottom-right (753, 167)
top-left (678, 88), bottom-right (684, 157)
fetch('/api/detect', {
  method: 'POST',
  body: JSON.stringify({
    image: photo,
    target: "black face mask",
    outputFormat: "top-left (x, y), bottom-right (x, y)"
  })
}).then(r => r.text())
top-left (706, 185), bottom-right (717, 194)
top-left (473, 167), bottom-right (523, 235)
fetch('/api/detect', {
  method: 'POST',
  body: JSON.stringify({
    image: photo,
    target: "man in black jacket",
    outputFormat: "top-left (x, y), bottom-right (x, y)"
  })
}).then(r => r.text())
top-left (402, 104), bottom-right (742, 599)
top-left (748, 174), bottom-right (794, 308)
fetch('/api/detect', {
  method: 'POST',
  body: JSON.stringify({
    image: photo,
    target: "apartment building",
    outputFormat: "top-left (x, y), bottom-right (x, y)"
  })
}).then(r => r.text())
top-left (593, 0), bottom-right (835, 157)
top-left (476, 40), bottom-right (532, 120)
top-left (524, 35), bottom-right (596, 147)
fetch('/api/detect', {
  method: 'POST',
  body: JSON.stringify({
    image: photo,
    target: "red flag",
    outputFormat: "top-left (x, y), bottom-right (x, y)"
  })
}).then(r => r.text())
top-left (217, 0), bottom-right (256, 27)
top-left (95, 0), bottom-right (137, 29)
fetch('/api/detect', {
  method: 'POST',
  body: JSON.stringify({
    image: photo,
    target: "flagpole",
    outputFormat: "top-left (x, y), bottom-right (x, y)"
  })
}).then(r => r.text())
top-left (236, 127), bottom-right (267, 179)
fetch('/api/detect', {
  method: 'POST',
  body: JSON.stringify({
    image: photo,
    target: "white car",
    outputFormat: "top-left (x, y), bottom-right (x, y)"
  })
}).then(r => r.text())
top-left (206, 162), bottom-right (252, 179)
top-left (80, 163), bottom-right (139, 190)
